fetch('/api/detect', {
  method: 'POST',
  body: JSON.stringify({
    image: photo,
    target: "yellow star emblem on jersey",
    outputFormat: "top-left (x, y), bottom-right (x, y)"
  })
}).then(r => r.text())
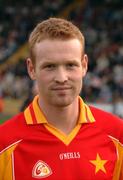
top-left (90, 153), bottom-right (108, 174)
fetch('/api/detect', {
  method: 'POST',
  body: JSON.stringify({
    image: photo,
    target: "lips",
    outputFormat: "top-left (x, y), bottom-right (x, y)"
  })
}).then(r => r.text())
top-left (51, 86), bottom-right (72, 90)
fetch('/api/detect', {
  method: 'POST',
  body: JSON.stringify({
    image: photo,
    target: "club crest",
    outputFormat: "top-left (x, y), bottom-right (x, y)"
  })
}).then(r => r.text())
top-left (32, 160), bottom-right (52, 178)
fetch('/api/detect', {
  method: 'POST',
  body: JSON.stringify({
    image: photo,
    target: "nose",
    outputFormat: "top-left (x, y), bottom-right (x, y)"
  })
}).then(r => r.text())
top-left (54, 67), bottom-right (68, 83)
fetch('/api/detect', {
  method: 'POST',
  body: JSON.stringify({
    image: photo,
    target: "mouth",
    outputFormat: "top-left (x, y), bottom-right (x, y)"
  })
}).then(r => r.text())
top-left (51, 86), bottom-right (72, 91)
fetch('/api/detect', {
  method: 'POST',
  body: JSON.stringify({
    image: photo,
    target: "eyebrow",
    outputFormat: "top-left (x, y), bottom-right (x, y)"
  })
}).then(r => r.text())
top-left (41, 59), bottom-right (79, 64)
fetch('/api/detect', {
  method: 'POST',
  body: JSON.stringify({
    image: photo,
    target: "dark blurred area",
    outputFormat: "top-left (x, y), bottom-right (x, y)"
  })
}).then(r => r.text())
top-left (0, 0), bottom-right (123, 117)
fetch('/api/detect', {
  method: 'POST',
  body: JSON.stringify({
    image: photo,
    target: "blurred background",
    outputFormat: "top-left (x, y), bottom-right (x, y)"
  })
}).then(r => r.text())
top-left (0, 0), bottom-right (123, 123)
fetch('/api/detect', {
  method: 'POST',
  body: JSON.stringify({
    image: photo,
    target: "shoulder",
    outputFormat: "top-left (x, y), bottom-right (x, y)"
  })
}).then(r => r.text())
top-left (0, 113), bottom-right (25, 133)
top-left (89, 106), bottom-right (123, 143)
top-left (0, 113), bottom-right (27, 151)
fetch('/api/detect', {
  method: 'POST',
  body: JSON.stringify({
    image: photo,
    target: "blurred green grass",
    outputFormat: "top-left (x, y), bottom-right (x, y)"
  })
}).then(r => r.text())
top-left (0, 113), bottom-right (12, 124)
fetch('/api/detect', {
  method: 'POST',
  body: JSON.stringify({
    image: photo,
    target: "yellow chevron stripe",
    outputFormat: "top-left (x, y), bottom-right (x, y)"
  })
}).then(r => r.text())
top-left (44, 123), bottom-right (82, 145)
top-left (78, 97), bottom-right (87, 123)
top-left (84, 104), bottom-right (95, 123)
top-left (24, 106), bottom-right (33, 124)
top-left (109, 137), bottom-right (123, 180)
top-left (0, 142), bottom-right (19, 180)
top-left (32, 96), bottom-right (47, 124)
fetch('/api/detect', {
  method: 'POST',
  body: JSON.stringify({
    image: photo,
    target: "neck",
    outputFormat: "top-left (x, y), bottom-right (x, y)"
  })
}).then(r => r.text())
top-left (38, 98), bottom-right (79, 135)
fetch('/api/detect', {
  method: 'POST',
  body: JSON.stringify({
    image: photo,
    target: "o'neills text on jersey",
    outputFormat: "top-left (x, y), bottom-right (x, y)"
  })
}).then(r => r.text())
top-left (59, 152), bottom-right (80, 160)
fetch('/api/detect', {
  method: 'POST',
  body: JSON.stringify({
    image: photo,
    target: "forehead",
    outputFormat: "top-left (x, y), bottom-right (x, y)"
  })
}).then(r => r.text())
top-left (34, 39), bottom-right (82, 60)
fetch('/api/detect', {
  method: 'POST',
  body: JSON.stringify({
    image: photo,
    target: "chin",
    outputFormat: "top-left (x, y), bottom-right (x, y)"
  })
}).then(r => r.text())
top-left (55, 102), bottom-right (71, 107)
top-left (51, 97), bottom-right (75, 107)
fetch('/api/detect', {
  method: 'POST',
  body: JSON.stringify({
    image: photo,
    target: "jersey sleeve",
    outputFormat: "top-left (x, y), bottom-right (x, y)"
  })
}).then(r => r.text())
top-left (0, 113), bottom-right (25, 180)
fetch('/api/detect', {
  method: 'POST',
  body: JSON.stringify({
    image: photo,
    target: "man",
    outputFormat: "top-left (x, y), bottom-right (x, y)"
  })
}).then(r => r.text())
top-left (0, 18), bottom-right (123, 180)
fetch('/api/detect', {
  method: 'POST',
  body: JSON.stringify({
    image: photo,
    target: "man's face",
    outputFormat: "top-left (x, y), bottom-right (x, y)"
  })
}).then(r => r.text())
top-left (27, 39), bottom-right (88, 107)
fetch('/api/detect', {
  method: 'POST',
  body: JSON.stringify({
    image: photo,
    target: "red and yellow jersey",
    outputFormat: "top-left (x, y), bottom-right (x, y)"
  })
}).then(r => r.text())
top-left (0, 96), bottom-right (123, 180)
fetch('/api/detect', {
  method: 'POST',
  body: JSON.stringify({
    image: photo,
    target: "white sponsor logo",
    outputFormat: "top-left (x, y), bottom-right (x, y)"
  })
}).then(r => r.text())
top-left (32, 160), bottom-right (52, 178)
top-left (59, 152), bottom-right (80, 160)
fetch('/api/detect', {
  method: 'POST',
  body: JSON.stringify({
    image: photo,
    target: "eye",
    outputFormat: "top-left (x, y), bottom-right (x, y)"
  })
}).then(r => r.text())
top-left (66, 62), bottom-right (79, 69)
top-left (43, 64), bottom-right (56, 70)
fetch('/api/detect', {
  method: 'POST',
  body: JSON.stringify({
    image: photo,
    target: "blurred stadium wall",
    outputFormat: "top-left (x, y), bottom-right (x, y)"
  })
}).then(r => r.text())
top-left (0, 0), bottom-right (123, 122)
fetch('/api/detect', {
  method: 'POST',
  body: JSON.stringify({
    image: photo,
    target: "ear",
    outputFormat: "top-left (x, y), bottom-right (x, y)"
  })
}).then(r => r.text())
top-left (81, 54), bottom-right (88, 77)
top-left (26, 58), bottom-right (36, 80)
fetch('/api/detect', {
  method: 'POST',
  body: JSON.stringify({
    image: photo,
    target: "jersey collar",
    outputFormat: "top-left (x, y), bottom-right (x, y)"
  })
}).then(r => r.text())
top-left (24, 95), bottom-right (95, 125)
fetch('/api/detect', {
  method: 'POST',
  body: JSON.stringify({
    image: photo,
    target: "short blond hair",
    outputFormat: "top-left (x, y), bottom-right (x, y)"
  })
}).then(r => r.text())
top-left (29, 17), bottom-right (85, 64)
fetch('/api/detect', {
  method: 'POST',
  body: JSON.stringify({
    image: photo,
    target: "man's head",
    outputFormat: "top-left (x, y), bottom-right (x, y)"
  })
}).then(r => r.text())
top-left (27, 17), bottom-right (88, 107)
top-left (29, 17), bottom-right (85, 65)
